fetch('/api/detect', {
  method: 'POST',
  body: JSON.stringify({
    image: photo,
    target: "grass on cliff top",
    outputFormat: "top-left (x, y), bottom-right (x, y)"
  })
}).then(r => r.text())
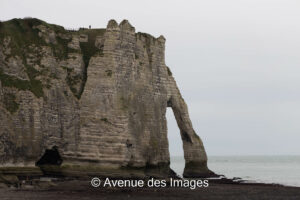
top-left (0, 18), bottom-right (107, 100)
top-left (0, 18), bottom-right (70, 99)
top-left (0, 18), bottom-right (64, 50)
top-left (0, 18), bottom-right (76, 61)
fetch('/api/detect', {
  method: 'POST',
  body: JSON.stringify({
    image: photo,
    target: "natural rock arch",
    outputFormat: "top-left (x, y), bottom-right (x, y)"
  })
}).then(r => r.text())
top-left (167, 96), bottom-right (211, 177)
top-left (0, 18), bottom-right (213, 178)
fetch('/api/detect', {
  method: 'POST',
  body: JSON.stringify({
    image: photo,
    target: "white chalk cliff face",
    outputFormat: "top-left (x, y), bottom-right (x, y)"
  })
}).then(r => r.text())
top-left (0, 18), bottom-right (213, 177)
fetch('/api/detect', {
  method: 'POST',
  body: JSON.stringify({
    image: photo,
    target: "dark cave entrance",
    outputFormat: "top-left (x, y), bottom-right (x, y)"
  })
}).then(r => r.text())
top-left (166, 108), bottom-right (184, 176)
top-left (36, 146), bottom-right (63, 166)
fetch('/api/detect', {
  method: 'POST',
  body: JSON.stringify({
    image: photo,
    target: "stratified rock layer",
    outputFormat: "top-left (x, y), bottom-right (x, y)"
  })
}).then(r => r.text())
top-left (0, 18), bottom-right (212, 178)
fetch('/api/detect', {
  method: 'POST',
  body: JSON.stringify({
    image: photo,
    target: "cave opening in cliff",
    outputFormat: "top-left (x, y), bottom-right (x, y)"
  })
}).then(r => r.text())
top-left (36, 146), bottom-right (63, 166)
top-left (166, 108), bottom-right (184, 176)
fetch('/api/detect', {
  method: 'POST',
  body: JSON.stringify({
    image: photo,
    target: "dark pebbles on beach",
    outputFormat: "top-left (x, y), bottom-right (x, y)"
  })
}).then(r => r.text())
top-left (1, 180), bottom-right (300, 200)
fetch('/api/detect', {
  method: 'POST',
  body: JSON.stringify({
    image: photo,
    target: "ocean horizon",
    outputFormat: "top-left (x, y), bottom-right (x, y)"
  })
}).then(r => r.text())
top-left (171, 155), bottom-right (300, 187)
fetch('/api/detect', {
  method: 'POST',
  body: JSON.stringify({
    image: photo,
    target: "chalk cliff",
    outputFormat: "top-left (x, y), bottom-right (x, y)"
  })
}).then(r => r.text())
top-left (0, 18), bottom-right (213, 178)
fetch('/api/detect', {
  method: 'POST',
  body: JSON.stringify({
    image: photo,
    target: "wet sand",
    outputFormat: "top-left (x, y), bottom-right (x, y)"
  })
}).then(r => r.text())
top-left (1, 180), bottom-right (300, 200)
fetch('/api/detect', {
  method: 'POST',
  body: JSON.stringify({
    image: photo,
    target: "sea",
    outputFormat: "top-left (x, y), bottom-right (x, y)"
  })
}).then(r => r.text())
top-left (170, 155), bottom-right (300, 187)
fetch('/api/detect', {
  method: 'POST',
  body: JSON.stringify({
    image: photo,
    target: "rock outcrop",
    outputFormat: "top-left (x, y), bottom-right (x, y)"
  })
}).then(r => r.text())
top-left (0, 18), bottom-right (213, 178)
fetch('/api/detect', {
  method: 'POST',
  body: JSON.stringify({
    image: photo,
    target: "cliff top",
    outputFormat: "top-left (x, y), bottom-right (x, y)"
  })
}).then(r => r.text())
top-left (0, 18), bottom-right (162, 42)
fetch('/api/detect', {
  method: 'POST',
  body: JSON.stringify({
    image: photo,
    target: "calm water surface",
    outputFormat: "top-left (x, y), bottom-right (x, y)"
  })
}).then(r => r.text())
top-left (171, 155), bottom-right (300, 187)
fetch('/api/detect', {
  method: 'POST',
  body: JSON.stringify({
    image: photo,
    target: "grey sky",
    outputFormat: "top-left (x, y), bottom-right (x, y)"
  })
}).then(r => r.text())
top-left (1, 0), bottom-right (300, 156)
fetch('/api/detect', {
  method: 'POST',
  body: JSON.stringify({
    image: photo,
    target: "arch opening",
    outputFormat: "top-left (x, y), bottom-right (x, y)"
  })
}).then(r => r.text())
top-left (166, 107), bottom-right (184, 176)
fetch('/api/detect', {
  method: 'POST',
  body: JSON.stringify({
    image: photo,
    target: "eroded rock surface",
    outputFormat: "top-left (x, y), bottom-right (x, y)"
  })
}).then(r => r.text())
top-left (0, 18), bottom-right (212, 178)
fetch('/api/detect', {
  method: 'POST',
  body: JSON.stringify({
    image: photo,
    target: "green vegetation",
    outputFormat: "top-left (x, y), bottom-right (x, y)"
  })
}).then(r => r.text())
top-left (0, 18), bottom-right (70, 98)
top-left (65, 68), bottom-right (82, 99)
top-left (61, 66), bottom-right (81, 98)
top-left (54, 37), bottom-right (72, 60)
top-left (3, 93), bottom-right (19, 113)
top-left (101, 118), bottom-right (108, 123)
top-left (0, 18), bottom-right (84, 99)
top-left (105, 69), bottom-right (112, 77)
top-left (74, 28), bottom-right (105, 98)
top-left (78, 29), bottom-right (105, 69)
top-left (49, 72), bottom-right (58, 79)
top-left (135, 53), bottom-right (139, 59)
top-left (0, 18), bottom-right (70, 60)
top-left (0, 69), bottom-right (31, 90)
top-left (0, 18), bottom-right (46, 56)
top-left (53, 36), bottom-right (80, 60)
top-left (0, 18), bottom-right (107, 100)
top-left (63, 90), bottom-right (68, 96)
top-left (45, 83), bottom-right (51, 89)
top-left (1, 18), bottom-right (73, 48)
top-left (24, 65), bottom-right (44, 97)
top-left (61, 29), bottom-right (106, 99)
top-left (0, 68), bottom-right (43, 98)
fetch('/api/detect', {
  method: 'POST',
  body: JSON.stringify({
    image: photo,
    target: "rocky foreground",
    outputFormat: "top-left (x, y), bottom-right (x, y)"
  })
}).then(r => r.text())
top-left (0, 179), bottom-right (300, 200)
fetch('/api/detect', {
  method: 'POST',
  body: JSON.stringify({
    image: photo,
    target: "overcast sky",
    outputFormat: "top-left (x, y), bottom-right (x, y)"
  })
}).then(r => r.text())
top-left (1, 0), bottom-right (300, 156)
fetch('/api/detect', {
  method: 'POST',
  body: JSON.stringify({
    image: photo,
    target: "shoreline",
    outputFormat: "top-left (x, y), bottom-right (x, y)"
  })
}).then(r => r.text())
top-left (1, 177), bottom-right (300, 200)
